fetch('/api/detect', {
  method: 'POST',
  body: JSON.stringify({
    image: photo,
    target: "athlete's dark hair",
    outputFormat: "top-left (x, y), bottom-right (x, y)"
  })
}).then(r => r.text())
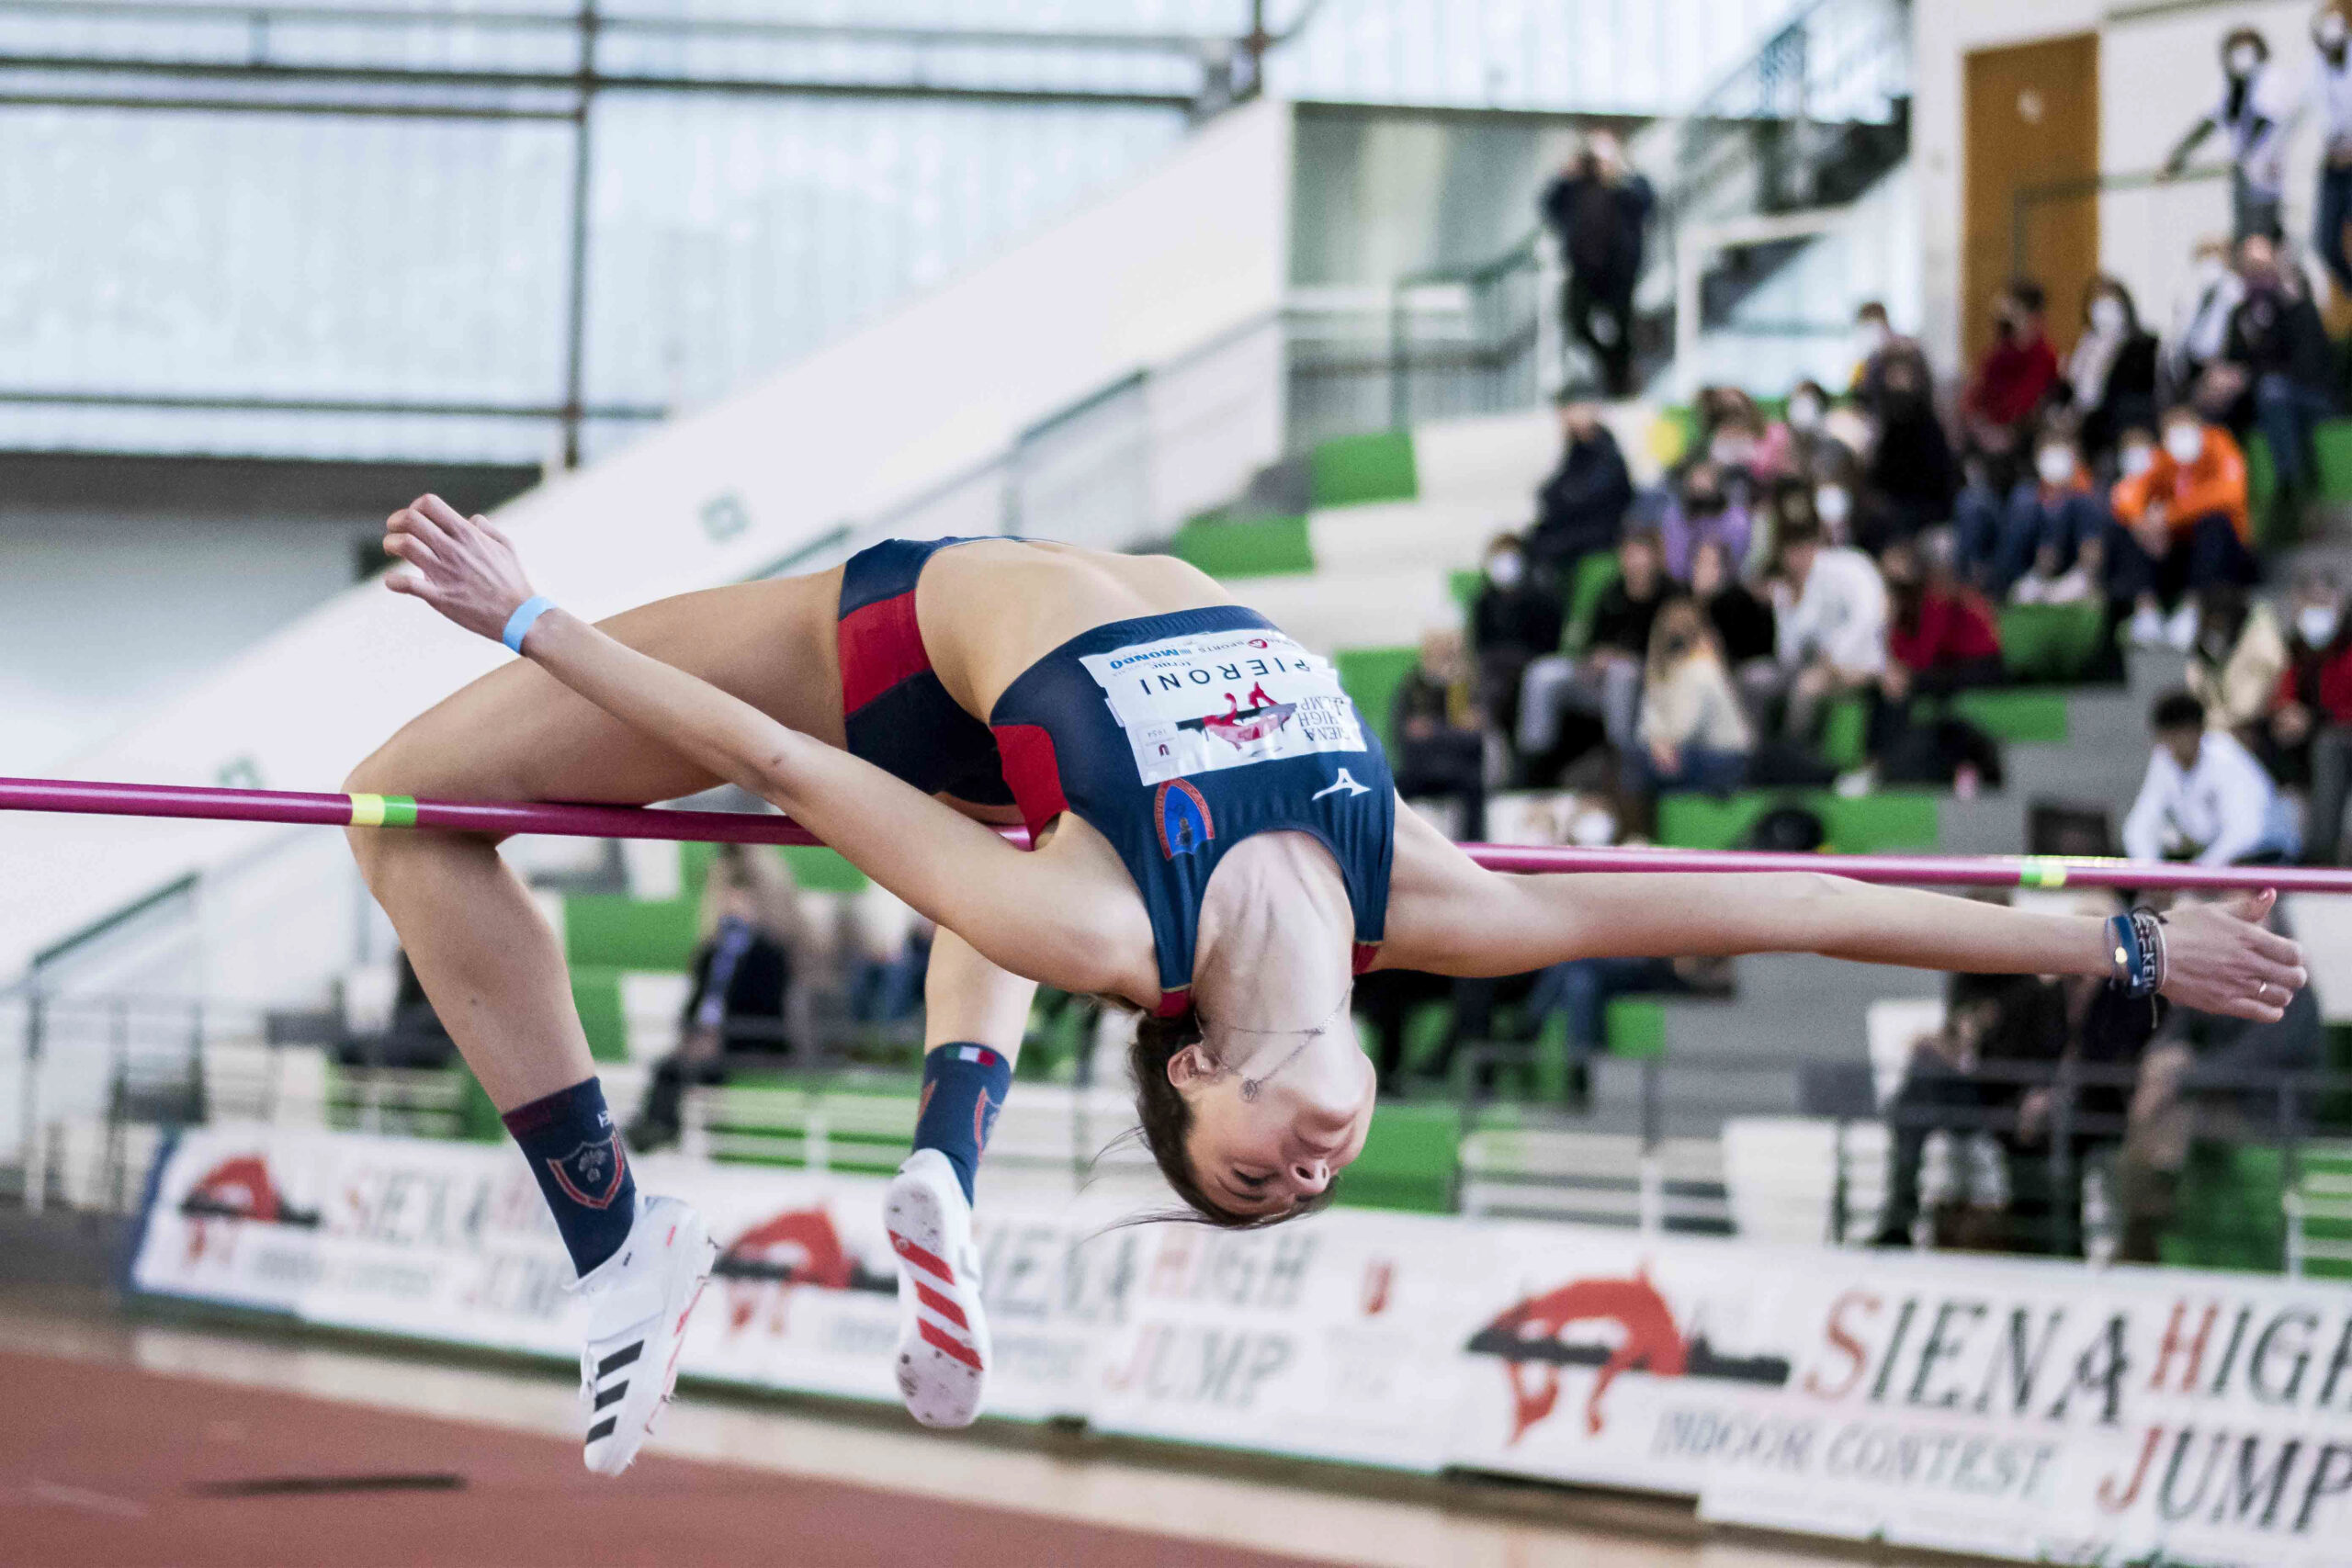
top-left (1122, 1009), bottom-right (1340, 1230)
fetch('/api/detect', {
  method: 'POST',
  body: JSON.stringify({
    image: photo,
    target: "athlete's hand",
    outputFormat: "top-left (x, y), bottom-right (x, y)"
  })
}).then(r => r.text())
top-left (2157, 889), bottom-right (2308, 1022)
top-left (380, 493), bottom-right (536, 643)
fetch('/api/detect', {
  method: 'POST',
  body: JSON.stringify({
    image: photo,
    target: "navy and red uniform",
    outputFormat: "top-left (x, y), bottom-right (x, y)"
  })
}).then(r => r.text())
top-left (836, 537), bottom-right (1395, 1017)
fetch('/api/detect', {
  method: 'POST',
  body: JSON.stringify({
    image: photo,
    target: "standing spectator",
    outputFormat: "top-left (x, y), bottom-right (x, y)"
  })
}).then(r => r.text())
top-left (1960, 280), bottom-right (2061, 492)
top-left (1771, 514), bottom-right (1888, 739)
top-left (1659, 458), bottom-right (1753, 581)
top-left (1858, 352), bottom-right (1961, 551)
top-left (2314, 5), bottom-right (2352, 299)
top-left (1531, 400), bottom-right (1634, 575)
top-left (1467, 532), bottom-right (1563, 749)
top-left (2109, 406), bottom-right (2256, 645)
top-left (1518, 527), bottom-right (1669, 765)
top-left (1390, 628), bottom-right (1488, 841)
top-left (2122, 690), bottom-right (2299, 864)
top-left (2264, 569), bottom-right (2352, 859)
top-left (1849, 300), bottom-right (1932, 423)
top-left (1543, 132), bottom-right (1654, 397)
top-left (2165, 237), bottom-right (2247, 400)
top-left (2060, 277), bottom-right (2161, 468)
top-left (2164, 27), bottom-right (2295, 241)
top-left (1955, 423), bottom-right (2106, 599)
top-left (2206, 231), bottom-right (2335, 525)
top-left (2185, 582), bottom-right (2289, 737)
top-left (1632, 596), bottom-right (1753, 797)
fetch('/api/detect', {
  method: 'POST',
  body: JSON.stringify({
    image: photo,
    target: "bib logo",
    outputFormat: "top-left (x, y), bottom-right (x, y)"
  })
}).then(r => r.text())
top-left (1182, 685), bottom-right (1296, 750)
top-left (1156, 778), bottom-right (1216, 859)
top-left (545, 1135), bottom-right (628, 1210)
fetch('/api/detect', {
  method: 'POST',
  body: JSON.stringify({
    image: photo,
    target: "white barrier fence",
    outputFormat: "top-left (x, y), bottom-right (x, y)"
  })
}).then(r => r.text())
top-left (130, 1123), bottom-right (2352, 1565)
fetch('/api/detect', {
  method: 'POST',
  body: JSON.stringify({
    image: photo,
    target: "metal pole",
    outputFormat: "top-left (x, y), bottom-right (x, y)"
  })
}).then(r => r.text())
top-left (559, 0), bottom-right (597, 471)
top-left (20, 989), bottom-right (43, 1214)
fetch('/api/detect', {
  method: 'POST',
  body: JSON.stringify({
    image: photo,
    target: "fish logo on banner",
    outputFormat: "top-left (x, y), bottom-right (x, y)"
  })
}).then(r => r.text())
top-left (177, 1153), bottom-right (321, 1263)
top-left (1464, 1267), bottom-right (1791, 1441)
top-left (714, 1207), bottom-right (893, 1333)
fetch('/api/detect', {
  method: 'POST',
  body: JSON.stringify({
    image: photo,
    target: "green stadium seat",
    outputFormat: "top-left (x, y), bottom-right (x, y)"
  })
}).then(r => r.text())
top-left (1951, 687), bottom-right (2069, 744)
top-left (1335, 646), bottom-right (1422, 752)
top-left (1820, 696), bottom-right (1867, 771)
top-left (782, 843), bottom-right (867, 893)
top-left (1561, 552), bottom-right (1622, 654)
top-left (2162, 1142), bottom-right (2287, 1274)
top-left (2290, 1142), bottom-right (2352, 1280)
top-left (1168, 514), bottom-right (1314, 578)
top-left (564, 894), bottom-right (697, 971)
top-left (1448, 568), bottom-right (1481, 609)
top-left (2316, 418), bottom-right (2352, 503)
top-left (1998, 602), bottom-right (2106, 683)
top-left (1657, 790), bottom-right (1940, 853)
top-left (569, 967), bottom-right (633, 1062)
top-left (1337, 1103), bottom-right (1459, 1213)
top-left (1604, 998), bottom-right (1665, 1059)
top-left (1309, 431), bottom-right (1419, 507)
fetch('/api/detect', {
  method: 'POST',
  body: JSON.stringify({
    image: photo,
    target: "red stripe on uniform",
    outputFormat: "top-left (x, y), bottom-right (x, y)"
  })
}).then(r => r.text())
top-left (989, 722), bottom-right (1069, 837)
top-left (837, 590), bottom-right (931, 714)
top-left (889, 1230), bottom-right (956, 1286)
top-left (913, 1280), bottom-right (968, 1329)
top-left (1352, 941), bottom-right (1381, 975)
top-left (919, 1317), bottom-right (985, 1371)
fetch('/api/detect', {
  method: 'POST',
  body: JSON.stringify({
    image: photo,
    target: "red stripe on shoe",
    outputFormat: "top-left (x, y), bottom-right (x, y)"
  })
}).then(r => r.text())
top-left (914, 1280), bottom-right (968, 1329)
top-left (889, 1230), bottom-right (956, 1286)
top-left (919, 1317), bottom-right (985, 1371)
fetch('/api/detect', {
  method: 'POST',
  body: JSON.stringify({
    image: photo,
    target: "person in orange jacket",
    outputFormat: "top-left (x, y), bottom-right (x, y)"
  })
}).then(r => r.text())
top-left (2109, 405), bottom-right (2259, 647)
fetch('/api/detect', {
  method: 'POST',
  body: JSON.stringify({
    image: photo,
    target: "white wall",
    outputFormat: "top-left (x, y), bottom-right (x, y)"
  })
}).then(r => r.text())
top-left (0, 96), bottom-right (1294, 985)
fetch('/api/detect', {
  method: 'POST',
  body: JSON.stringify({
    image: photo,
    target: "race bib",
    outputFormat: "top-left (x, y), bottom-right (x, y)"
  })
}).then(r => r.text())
top-left (1080, 628), bottom-right (1367, 786)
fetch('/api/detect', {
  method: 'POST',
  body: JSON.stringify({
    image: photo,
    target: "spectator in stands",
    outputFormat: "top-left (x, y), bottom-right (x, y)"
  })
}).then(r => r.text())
top-left (2123, 689), bottom-right (2299, 865)
top-left (1960, 280), bottom-right (2061, 493)
top-left (1849, 300), bottom-right (1931, 424)
top-left (2165, 237), bottom-right (2246, 401)
top-left (1955, 421), bottom-right (2107, 600)
top-left (1543, 131), bottom-right (1654, 398)
top-left (2263, 569), bottom-right (2352, 859)
top-left (1759, 378), bottom-right (1853, 482)
top-left (1689, 536), bottom-right (1777, 696)
top-left (1521, 952), bottom-right (1724, 1111)
top-left (1857, 352), bottom-right (1960, 552)
top-left (2109, 405), bottom-right (2256, 647)
top-left (2164, 26), bottom-right (2292, 242)
top-left (628, 844), bottom-right (804, 1151)
top-left (1695, 386), bottom-right (1782, 503)
top-left (1390, 627), bottom-right (1488, 842)
top-left (2058, 277), bottom-right (2161, 470)
top-left (2185, 582), bottom-right (2288, 737)
top-left (1771, 513), bottom-right (1888, 739)
top-left (2314, 6), bottom-right (2352, 299)
top-left (1631, 596), bottom-right (1752, 797)
top-left (1517, 527), bottom-right (1668, 768)
top-left (1531, 400), bottom-right (1634, 575)
top-left (1880, 537), bottom-right (2005, 700)
top-left (1468, 532), bottom-right (1563, 750)
top-left (1659, 457), bottom-right (1752, 581)
top-left (2204, 231), bottom-right (2335, 526)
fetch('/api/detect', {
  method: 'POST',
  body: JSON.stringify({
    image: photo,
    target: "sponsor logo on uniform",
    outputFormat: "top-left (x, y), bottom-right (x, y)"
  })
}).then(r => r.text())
top-left (1156, 778), bottom-right (1216, 859)
top-left (1312, 768), bottom-right (1373, 801)
top-left (546, 1134), bottom-right (629, 1210)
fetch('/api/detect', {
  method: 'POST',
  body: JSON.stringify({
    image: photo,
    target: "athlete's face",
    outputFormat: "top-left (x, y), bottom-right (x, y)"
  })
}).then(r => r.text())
top-left (1170, 1026), bottom-right (1376, 1221)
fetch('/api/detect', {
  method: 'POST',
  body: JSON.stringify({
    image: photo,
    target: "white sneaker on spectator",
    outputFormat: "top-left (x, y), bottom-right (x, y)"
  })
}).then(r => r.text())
top-left (2164, 601), bottom-right (2199, 650)
top-left (2129, 603), bottom-right (2167, 647)
top-left (575, 1194), bottom-right (716, 1476)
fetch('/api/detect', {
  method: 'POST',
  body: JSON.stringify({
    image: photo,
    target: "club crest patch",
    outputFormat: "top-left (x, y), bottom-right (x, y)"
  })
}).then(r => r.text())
top-left (1155, 778), bottom-right (1215, 859)
top-left (547, 1134), bottom-right (628, 1210)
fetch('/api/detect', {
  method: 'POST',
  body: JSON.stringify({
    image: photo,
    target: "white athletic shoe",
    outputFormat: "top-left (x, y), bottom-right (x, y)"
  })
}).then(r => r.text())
top-left (886, 1149), bottom-right (990, 1428)
top-left (574, 1193), bottom-right (717, 1476)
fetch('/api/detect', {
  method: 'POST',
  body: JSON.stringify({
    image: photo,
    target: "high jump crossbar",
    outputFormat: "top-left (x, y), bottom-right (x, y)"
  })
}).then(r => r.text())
top-left (3, 775), bottom-right (2349, 895)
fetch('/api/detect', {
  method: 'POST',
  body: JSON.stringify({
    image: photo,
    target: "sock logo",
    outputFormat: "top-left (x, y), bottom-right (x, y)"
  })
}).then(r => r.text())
top-left (547, 1134), bottom-right (628, 1210)
top-left (974, 1091), bottom-right (1001, 1155)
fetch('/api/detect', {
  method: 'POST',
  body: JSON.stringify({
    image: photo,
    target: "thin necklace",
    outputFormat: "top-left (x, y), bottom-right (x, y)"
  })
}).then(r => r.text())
top-left (1199, 990), bottom-right (1352, 1102)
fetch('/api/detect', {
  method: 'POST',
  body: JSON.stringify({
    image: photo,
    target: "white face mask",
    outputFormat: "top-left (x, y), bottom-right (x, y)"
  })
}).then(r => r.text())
top-left (1487, 552), bottom-right (1524, 589)
top-left (2229, 44), bottom-right (2261, 75)
top-left (2165, 423), bottom-right (2205, 465)
top-left (1711, 434), bottom-right (1754, 467)
top-left (1815, 485), bottom-right (1851, 526)
top-left (2089, 297), bottom-right (2126, 335)
top-left (1856, 322), bottom-right (1890, 357)
top-left (2037, 446), bottom-right (2075, 486)
top-left (2301, 605), bottom-right (2341, 646)
top-left (2323, 14), bottom-right (2347, 50)
top-left (1787, 393), bottom-right (1822, 431)
top-left (2121, 444), bottom-right (2156, 476)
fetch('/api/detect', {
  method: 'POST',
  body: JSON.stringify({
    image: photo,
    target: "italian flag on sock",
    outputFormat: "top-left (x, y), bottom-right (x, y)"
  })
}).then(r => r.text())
top-left (956, 1046), bottom-right (1000, 1066)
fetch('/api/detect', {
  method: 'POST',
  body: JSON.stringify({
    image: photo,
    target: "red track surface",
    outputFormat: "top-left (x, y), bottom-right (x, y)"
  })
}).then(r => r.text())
top-left (0, 1350), bottom-right (1332, 1567)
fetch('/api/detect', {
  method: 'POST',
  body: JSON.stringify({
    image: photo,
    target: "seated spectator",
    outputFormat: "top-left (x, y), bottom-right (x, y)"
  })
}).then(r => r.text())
top-left (1518, 527), bottom-right (1669, 769)
top-left (2261, 569), bottom-right (2352, 860)
top-left (2185, 582), bottom-right (2288, 737)
top-left (1632, 596), bottom-right (1752, 797)
top-left (629, 844), bottom-right (803, 1150)
top-left (1955, 423), bottom-right (2107, 599)
top-left (1849, 300), bottom-right (1933, 424)
top-left (2122, 689), bottom-right (2299, 864)
top-left (1659, 457), bottom-right (1752, 581)
top-left (2163, 236), bottom-right (2245, 400)
top-left (2201, 231), bottom-right (2335, 525)
top-left (1468, 533), bottom-right (1563, 750)
top-left (1770, 514), bottom-right (1888, 739)
top-left (1858, 352), bottom-right (1962, 552)
top-left (1758, 378), bottom-right (1854, 482)
top-left (1694, 385), bottom-right (1782, 503)
top-left (2060, 276), bottom-right (2162, 470)
top-left (1531, 399), bottom-right (1634, 575)
top-left (1390, 627), bottom-right (1488, 841)
top-left (1520, 953), bottom-right (1724, 1110)
top-left (1959, 279), bottom-right (2061, 491)
top-left (1689, 536), bottom-right (1776, 694)
top-left (1880, 537), bottom-right (2005, 699)
top-left (2110, 405), bottom-right (2256, 646)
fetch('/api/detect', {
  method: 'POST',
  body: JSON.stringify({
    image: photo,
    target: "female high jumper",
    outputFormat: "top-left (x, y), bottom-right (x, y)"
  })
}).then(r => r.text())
top-left (351, 496), bottom-right (2307, 1472)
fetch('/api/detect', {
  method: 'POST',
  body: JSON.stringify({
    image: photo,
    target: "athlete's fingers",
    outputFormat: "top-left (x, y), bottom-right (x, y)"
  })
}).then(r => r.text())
top-left (2245, 925), bottom-right (2304, 965)
top-left (2218, 886), bottom-right (2276, 926)
top-left (383, 567), bottom-right (430, 599)
top-left (381, 531), bottom-right (443, 570)
top-left (473, 513), bottom-right (513, 547)
top-left (386, 507), bottom-right (451, 556)
top-left (413, 492), bottom-right (470, 536)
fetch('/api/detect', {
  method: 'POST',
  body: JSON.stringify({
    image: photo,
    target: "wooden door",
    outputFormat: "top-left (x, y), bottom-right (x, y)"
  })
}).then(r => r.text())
top-left (1963, 35), bottom-right (2100, 366)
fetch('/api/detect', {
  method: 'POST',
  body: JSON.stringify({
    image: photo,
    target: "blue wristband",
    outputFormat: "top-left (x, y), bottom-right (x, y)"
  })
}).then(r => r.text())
top-left (502, 595), bottom-right (557, 654)
top-left (2108, 911), bottom-right (2154, 998)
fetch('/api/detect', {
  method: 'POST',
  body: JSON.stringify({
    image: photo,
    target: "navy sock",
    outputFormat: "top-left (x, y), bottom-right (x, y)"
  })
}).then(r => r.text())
top-left (502, 1077), bottom-right (638, 1277)
top-left (911, 1043), bottom-right (1012, 1203)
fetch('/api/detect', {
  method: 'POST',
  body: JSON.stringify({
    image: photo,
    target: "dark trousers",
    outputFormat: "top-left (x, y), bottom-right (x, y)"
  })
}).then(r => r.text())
top-left (1565, 273), bottom-right (1636, 397)
top-left (2320, 163), bottom-right (2352, 297)
top-left (2255, 372), bottom-right (2333, 502)
top-left (1877, 1053), bottom-right (2008, 1241)
top-left (2308, 725), bottom-right (2352, 863)
top-left (1955, 483), bottom-right (2105, 596)
top-left (1397, 729), bottom-right (1487, 841)
top-left (2105, 512), bottom-right (2256, 608)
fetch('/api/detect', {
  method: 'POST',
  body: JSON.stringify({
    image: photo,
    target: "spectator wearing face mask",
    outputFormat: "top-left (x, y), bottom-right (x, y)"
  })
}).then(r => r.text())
top-left (2185, 582), bottom-right (2289, 739)
top-left (1694, 387), bottom-right (1783, 502)
top-left (1956, 425), bottom-right (2109, 601)
top-left (1659, 458), bottom-right (1753, 582)
top-left (1849, 301), bottom-right (1932, 424)
top-left (1758, 378), bottom-right (1855, 480)
top-left (2165, 27), bottom-right (2295, 241)
top-left (2123, 689), bottom-right (2299, 865)
top-left (1531, 399), bottom-right (1635, 575)
top-left (2110, 406), bottom-right (2256, 647)
top-left (1858, 354), bottom-right (1960, 552)
top-left (2314, 6), bottom-right (2352, 297)
top-left (2204, 231), bottom-right (2335, 525)
top-left (1468, 533), bottom-right (1563, 748)
top-left (2059, 276), bottom-right (2160, 468)
top-left (1960, 279), bottom-right (2061, 491)
top-left (1391, 628), bottom-right (1489, 842)
top-left (1517, 527), bottom-right (1669, 768)
top-left (1771, 514), bottom-right (1888, 740)
top-left (1633, 596), bottom-right (1753, 798)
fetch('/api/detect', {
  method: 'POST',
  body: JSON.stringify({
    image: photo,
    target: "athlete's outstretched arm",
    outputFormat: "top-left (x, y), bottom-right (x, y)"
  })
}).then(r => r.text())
top-left (1382, 804), bottom-right (2307, 1022)
top-left (379, 496), bottom-right (1148, 998)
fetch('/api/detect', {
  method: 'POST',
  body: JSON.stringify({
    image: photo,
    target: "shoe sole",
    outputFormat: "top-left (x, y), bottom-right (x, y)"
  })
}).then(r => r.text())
top-left (584, 1214), bottom-right (718, 1477)
top-left (886, 1172), bottom-right (988, 1429)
